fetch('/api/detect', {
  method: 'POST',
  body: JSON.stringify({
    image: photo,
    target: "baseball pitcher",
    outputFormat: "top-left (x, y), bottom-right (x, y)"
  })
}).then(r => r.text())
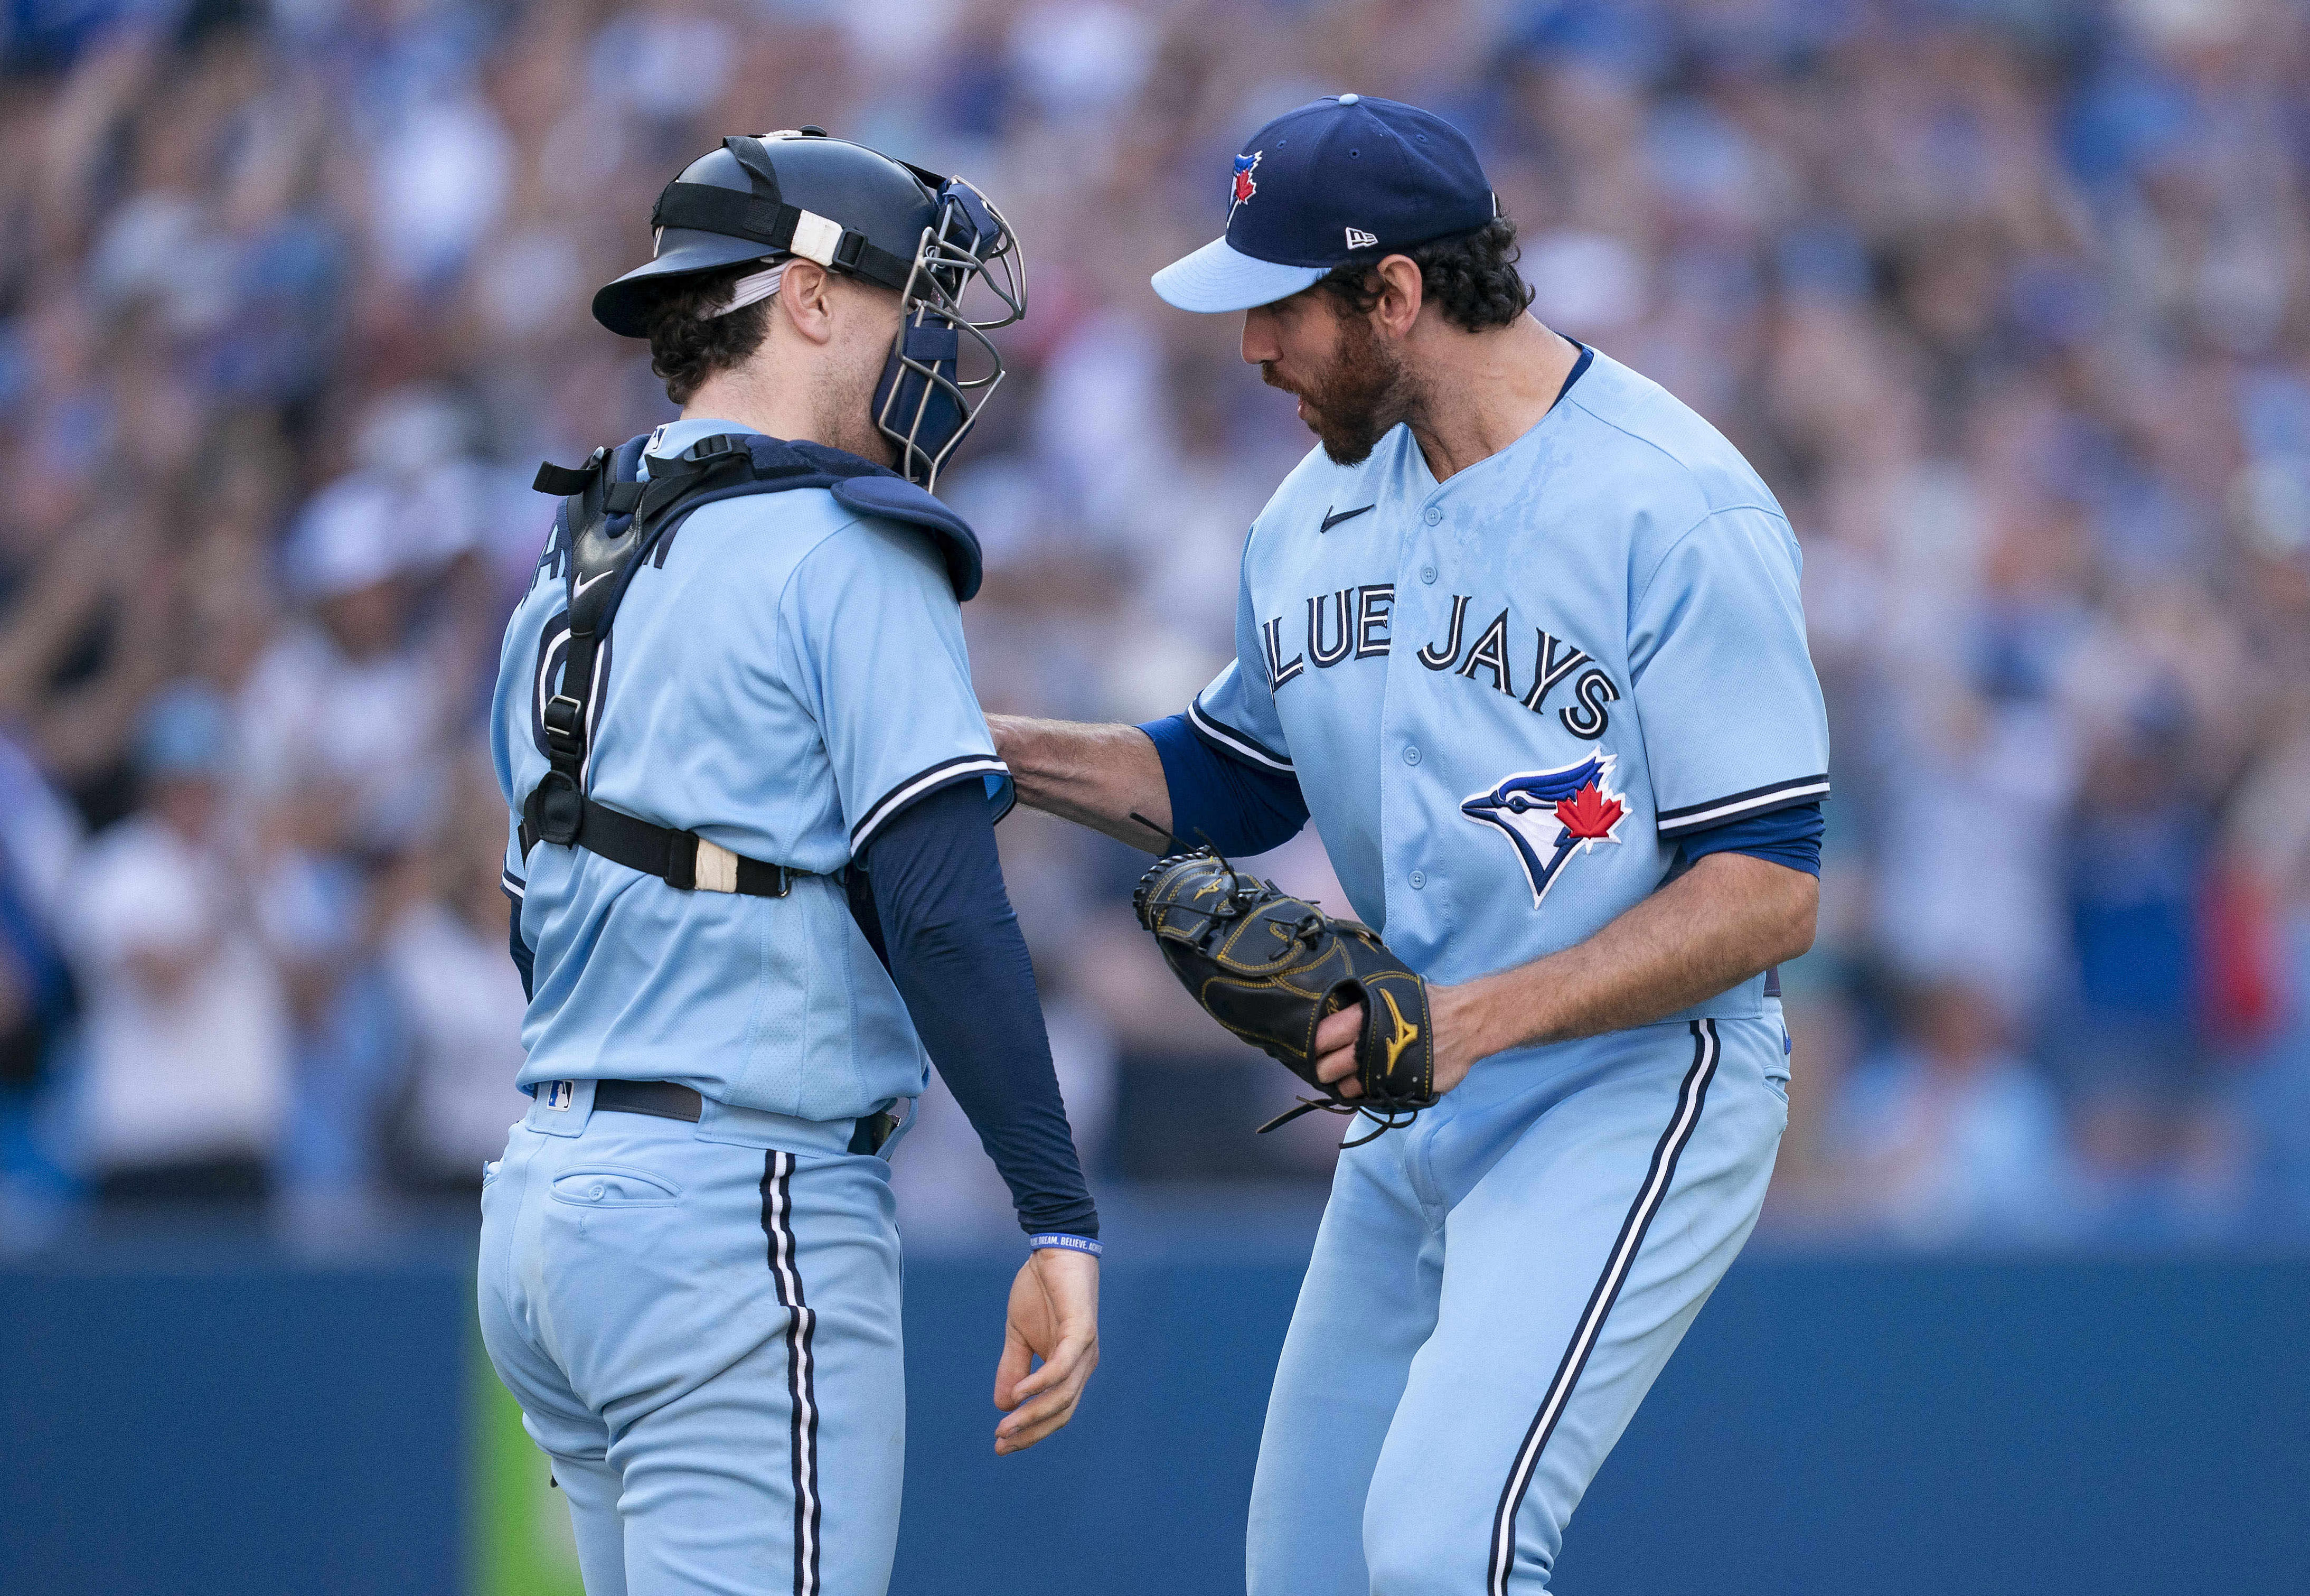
top-left (996, 96), bottom-right (1828, 1594)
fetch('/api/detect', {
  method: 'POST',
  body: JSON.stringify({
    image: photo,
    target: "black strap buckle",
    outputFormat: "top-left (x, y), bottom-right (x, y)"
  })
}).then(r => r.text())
top-left (663, 828), bottom-right (794, 897)
top-left (541, 693), bottom-right (586, 752)
top-left (533, 459), bottom-right (598, 497)
top-left (683, 434), bottom-right (750, 463)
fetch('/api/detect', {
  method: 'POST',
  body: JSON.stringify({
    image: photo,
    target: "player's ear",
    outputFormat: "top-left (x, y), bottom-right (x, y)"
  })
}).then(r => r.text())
top-left (1370, 255), bottom-right (1425, 340)
top-left (775, 259), bottom-right (837, 346)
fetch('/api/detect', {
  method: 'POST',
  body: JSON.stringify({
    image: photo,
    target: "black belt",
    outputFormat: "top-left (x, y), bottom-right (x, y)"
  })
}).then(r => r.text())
top-left (594, 1079), bottom-right (705, 1121)
top-left (593, 1079), bottom-right (899, 1155)
top-left (520, 793), bottom-right (835, 899)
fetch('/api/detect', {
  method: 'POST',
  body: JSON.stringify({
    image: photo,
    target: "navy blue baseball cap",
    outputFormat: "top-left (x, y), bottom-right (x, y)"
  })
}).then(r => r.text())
top-left (1152, 95), bottom-right (1498, 314)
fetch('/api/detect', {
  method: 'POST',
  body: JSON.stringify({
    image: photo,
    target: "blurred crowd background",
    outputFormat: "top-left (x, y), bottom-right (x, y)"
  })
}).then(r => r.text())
top-left (1, 0), bottom-right (2307, 1253)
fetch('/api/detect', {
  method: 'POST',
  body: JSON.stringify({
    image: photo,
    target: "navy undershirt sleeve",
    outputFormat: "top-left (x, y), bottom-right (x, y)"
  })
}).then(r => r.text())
top-left (1675, 800), bottom-right (1823, 876)
top-left (506, 899), bottom-right (535, 1001)
top-left (1138, 713), bottom-right (1309, 855)
top-left (854, 778), bottom-right (1097, 1238)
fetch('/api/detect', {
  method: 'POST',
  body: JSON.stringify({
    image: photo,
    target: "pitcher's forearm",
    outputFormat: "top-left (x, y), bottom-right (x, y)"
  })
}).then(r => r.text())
top-left (1463, 852), bottom-right (1818, 1055)
top-left (988, 715), bottom-right (1174, 851)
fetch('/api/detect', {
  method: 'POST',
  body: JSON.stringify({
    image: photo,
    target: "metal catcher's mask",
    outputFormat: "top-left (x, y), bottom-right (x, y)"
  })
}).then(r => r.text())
top-left (594, 133), bottom-right (1026, 492)
top-left (872, 178), bottom-right (1025, 491)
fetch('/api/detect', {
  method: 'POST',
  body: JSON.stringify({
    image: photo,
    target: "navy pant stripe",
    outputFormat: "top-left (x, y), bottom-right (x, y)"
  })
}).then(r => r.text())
top-left (1485, 1019), bottom-right (1720, 1594)
top-left (761, 1150), bottom-right (822, 1596)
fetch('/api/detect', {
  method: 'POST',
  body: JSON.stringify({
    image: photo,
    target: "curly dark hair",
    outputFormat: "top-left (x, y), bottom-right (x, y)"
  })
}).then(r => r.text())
top-left (642, 262), bottom-right (777, 405)
top-left (1318, 216), bottom-right (1534, 334)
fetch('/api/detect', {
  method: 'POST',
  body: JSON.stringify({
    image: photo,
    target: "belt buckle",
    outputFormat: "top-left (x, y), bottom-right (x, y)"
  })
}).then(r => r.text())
top-left (693, 836), bottom-right (740, 893)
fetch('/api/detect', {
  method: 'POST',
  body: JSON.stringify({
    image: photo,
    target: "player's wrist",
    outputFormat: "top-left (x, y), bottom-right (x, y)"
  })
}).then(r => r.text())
top-left (1442, 970), bottom-right (1550, 1063)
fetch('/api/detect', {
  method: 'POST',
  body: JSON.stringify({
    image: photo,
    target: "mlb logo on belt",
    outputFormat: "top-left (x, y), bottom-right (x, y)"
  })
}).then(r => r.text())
top-left (543, 1079), bottom-right (575, 1111)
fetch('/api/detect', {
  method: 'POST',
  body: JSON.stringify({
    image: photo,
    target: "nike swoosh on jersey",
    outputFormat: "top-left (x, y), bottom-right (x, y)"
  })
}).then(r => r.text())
top-left (1320, 504), bottom-right (1376, 532)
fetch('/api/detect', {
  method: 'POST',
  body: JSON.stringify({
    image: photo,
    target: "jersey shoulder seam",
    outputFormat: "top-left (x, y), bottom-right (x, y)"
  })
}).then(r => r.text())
top-left (1564, 382), bottom-right (1785, 520)
top-left (1563, 387), bottom-right (1710, 477)
top-left (1630, 501), bottom-right (1795, 614)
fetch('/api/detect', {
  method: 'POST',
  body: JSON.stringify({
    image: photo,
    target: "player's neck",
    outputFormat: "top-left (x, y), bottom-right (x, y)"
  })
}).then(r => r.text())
top-left (682, 355), bottom-right (896, 470)
top-left (1399, 315), bottom-right (1578, 483)
top-left (683, 362), bottom-right (814, 446)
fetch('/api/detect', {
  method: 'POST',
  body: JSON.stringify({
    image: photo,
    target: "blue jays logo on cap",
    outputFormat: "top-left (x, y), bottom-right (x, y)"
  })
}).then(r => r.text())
top-left (1231, 152), bottom-right (1260, 214)
top-left (1153, 95), bottom-right (1497, 315)
top-left (1462, 756), bottom-right (1628, 909)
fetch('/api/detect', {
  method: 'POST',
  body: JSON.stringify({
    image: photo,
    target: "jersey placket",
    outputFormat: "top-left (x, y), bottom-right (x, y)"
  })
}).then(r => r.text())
top-left (1377, 477), bottom-right (1459, 945)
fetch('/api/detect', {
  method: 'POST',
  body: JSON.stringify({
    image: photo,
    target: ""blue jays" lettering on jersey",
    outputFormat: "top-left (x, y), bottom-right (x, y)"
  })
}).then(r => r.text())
top-left (1189, 347), bottom-right (1830, 1015)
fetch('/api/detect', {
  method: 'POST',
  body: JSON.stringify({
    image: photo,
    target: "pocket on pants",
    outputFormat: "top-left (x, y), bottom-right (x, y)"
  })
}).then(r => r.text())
top-left (1762, 1020), bottom-right (1793, 1102)
top-left (549, 1165), bottom-right (684, 1208)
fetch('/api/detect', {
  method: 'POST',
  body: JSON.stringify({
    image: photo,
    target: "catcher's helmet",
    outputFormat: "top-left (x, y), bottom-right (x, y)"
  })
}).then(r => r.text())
top-left (594, 129), bottom-right (1025, 490)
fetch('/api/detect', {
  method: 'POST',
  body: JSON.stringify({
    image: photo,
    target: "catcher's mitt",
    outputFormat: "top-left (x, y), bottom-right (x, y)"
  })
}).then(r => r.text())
top-left (1132, 847), bottom-right (1436, 1145)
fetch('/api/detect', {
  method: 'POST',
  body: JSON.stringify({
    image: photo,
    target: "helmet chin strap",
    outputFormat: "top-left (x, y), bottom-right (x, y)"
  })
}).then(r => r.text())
top-left (700, 258), bottom-right (787, 318)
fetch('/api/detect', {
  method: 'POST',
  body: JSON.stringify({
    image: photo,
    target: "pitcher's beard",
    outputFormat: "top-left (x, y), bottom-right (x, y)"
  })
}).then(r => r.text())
top-left (1264, 313), bottom-right (1411, 466)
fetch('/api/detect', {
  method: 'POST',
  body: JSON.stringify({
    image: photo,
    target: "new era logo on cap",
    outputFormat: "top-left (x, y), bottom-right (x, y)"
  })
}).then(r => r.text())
top-left (1153, 95), bottom-right (1497, 314)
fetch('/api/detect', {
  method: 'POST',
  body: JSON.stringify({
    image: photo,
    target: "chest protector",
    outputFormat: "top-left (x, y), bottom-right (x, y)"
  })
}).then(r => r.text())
top-left (520, 430), bottom-right (984, 896)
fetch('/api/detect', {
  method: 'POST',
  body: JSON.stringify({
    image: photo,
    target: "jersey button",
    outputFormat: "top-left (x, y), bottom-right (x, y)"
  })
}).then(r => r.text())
top-left (1403, 745), bottom-right (1421, 766)
top-left (1410, 870), bottom-right (1426, 889)
top-left (1420, 564), bottom-right (1436, 584)
top-left (1423, 506), bottom-right (1442, 525)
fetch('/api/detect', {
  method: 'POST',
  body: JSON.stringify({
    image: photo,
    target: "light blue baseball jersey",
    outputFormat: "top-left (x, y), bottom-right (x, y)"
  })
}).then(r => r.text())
top-left (490, 417), bottom-right (1011, 1119)
top-left (1191, 346), bottom-right (1828, 1015)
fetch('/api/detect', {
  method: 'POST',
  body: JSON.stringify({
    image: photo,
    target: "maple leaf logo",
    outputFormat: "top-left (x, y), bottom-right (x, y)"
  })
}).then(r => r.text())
top-left (1460, 755), bottom-right (1629, 910)
top-left (1231, 151), bottom-right (1260, 209)
top-left (1555, 782), bottom-right (1624, 842)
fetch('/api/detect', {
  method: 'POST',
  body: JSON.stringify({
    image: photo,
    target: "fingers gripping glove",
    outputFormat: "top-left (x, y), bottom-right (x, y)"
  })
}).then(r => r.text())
top-left (1132, 848), bottom-right (1436, 1146)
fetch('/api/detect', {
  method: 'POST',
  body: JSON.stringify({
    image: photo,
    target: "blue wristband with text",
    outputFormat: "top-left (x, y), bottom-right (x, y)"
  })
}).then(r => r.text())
top-left (1028, 1233), bottom-right (1103, 1257)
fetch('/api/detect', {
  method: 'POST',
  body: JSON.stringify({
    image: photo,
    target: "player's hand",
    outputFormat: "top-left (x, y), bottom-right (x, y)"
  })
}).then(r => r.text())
top-left (993, 1245), bottom-right (1100, 1456)
top-left (1315, 982), bottom-right (1482, 1101)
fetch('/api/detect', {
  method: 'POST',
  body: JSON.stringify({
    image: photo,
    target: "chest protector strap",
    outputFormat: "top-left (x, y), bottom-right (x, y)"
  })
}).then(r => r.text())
top-left (518, 431), bottom-right (984, 897)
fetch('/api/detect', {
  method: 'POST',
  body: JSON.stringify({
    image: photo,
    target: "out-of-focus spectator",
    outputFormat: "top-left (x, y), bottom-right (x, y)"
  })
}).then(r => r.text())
top-left (61, 683), bottom-right (290, 1205)
top-left (0, 729), bottom-right (81, 1094)
top-left (376, 757), bottom-right (530, 1196)
top-left (0, 0), bottom-right (2303, 1247)
top-left (239, 461), bottom-right (501, 1224)
top-left (0, 728), bottom-right (84, 1237)
top-left (2227, 702), bottom-right (2310, 1233)
top-left (1822, 980), bottom-right (2074, 1247)
top-left (238, 470), bottom-right (466, 855)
